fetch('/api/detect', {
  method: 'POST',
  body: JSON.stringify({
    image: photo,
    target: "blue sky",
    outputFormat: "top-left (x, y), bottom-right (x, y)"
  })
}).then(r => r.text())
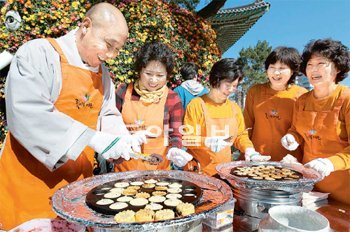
top-left (197, 0), bottom-right (350, 86)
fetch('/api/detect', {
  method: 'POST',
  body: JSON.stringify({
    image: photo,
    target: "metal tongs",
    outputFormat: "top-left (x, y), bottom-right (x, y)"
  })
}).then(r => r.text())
top-left (223, 136), bottom-right (233, 143)
top-left (129, 152), bottom-right (163, 165)
top-left (222, 128), bottom-right (252, 143)
top-left (126, 130), bottom-right (162, 164)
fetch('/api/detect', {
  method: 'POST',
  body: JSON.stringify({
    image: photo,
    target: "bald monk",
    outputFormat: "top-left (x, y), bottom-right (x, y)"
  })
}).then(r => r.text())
top-left (0, 3), bottom-right (146, 229)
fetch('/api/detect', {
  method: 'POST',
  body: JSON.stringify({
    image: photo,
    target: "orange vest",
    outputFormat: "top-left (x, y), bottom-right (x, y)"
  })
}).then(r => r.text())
top-left (294, 89), bottom-right (350, 205)
top-left (246, 84), bottom-right (305, 161)
top-left (0, 38), bottom-right (103, 230)
top-left (185, 97), bottom-right (237, 176)
top-left (115, 83), bottom-right (169, 171)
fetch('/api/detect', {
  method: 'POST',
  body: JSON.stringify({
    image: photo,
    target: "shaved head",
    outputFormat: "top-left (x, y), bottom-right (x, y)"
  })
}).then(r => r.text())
top-left (76, 2), bottom-right (129, 67)
top-left (86, 2), bottom-right (127, 32)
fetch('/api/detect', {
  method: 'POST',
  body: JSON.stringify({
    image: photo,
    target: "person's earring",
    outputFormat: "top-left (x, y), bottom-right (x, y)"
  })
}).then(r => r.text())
top-left (82, 27), bottom-right (87, 34)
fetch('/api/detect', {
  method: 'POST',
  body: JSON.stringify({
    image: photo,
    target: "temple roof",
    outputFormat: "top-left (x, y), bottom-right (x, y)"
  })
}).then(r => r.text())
top-left (208, 0), bottom-right (270, 53)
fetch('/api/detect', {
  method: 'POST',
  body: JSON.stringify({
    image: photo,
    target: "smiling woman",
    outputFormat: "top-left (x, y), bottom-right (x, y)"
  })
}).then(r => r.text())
top-left (282, 39), bottom-right (350, 205)
top-left (243, 47), bottom-right (307, 162)
top-left (183, 58), bottom-right (268, 176)
top-left (138, 61), bottom-right (168, 93)
top-left (115, 41), bottom-right (193, 172)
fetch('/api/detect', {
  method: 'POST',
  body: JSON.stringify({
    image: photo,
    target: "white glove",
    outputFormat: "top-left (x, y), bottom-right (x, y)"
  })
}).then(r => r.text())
top-left (205, 136), bottom-right (231, 153)
top-left (281, 134), bottom-right (299, 151)
top-left (166, 147), bottom-right (193, 167)
top-left (281, 154), bottom-right (302, 165)
top-left (89, 131), bottom-right (115, 154)
top-left (245, 148), bottom-right (271, 162)
top-left (89, 132), bottom-right (146, 160)
top-left (304, 158), bottom-right (334, 178)
top-left (131, 130), bottom-right (148, 147)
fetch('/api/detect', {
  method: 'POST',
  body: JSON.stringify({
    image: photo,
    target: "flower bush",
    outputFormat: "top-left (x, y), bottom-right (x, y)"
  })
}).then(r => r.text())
top-left (0, 0), bottom-right (221, 147)
top-left (0, 0), bottom-right (91, 53)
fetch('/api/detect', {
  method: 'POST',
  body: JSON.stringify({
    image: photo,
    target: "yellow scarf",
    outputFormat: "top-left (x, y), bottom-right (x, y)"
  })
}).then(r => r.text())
top-left (134, 80), bottom-right (167, 104)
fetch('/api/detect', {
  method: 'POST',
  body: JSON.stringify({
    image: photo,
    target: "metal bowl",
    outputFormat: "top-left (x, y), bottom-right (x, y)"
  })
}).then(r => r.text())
top-left (52, 170), bottom-right (233, 231)
top-left (233, 188), bottom-right (302, 218)
top-left (216, 161), bottom-right (322, 193)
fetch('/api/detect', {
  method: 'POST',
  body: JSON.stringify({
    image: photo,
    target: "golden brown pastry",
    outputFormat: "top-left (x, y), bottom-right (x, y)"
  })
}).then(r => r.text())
top-left (135, 208), bottom-right (155, 222)
top-left (155, 209), bottom-right (175, 220)
top-left (135, 192), bottom-right (150, 199)
top-left (152, 191), bottom-right (167, 196)
top-left (176, 202), bottom-right (195, 216)
top-left (122, 188), bottom-right (137, 196)
top-left (142, 183), bottom-right (155, 189)
top-left (155, 186), bottom-right (168, 191)
top-left (114, 210), bottom-right (136, 223)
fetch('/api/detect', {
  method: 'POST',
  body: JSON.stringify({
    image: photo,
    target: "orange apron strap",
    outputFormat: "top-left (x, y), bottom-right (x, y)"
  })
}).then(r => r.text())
top-left (198, 96), bottom-right (210, 129)
top-left (230, 103), bottom-right (238, 139)
top-left (300, 94), bottom-right (308, 111)
top-left (46, 38), bottom-right (69, 64)
top-left (199, 97), bottom-right (237, 135)
top-left (124, 83), bottom-right (133, 101)
top-left (46, 38), bottom-right (102, 74)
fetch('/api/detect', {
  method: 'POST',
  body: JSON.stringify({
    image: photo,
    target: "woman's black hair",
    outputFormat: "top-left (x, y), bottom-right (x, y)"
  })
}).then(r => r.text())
top-left (209, 58), bottom-right (244, 88)
top-left (301, 39), bottom-right (350, 83)
top-left (180, 62), bottom-right (198, 81)
top-left (265, 46), bottom-right (301, 85)
top-left (134, 41), bottom-right (174, 78)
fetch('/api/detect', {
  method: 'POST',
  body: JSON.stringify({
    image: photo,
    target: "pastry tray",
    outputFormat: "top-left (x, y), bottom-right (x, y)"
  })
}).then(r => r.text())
top-left (52, 170), bottom-right (233, 230)
top-left (216, 161), bottom-right (322, 192)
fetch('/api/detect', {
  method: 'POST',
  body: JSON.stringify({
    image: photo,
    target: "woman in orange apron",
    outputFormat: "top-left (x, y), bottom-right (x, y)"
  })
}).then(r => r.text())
top-left (0, 4), bottom-right (131, 229)
top-left (244, 47), bottom-right (307, 162)
top-left (282, 39), bottom-right (350, 205)
top-left (183, 58), bottom-right (270, 176)
top-left (115, 41), bottom-right (192, 172)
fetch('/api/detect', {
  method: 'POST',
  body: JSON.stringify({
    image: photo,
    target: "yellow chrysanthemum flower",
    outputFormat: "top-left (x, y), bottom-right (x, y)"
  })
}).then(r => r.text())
top-left (72, 1), bottom-right (79, 9)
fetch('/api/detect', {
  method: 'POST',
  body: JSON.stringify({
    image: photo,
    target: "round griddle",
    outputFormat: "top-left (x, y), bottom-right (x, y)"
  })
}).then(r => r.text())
top-left (216, 161), bottom-right (322, 192)
top-left (85, 178), bottom-right (202, 216)
top-left (230, 165), bottom-right (303, 181)
top-left (52, 170), bottom-right (233, 230)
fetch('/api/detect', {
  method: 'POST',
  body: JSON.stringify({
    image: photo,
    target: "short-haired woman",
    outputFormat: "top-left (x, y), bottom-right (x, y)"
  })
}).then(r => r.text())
top-left (244, 46), bottom-right (308, 161)
top-left (281, 39), bottom-right (350, 204)
top-left (183, 58), bottom-right (269, 176)
top-left (115, 41), bottom-right (192, 171)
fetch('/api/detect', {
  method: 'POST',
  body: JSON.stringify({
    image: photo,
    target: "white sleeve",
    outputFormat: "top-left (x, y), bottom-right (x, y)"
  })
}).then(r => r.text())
top-left (97, 65), bottom-right (129, 136)
top-left (5, 39), bottom-right (94, 171)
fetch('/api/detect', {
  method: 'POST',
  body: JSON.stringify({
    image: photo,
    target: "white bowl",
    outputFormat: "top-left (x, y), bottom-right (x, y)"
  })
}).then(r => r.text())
top-left (259, 205), bottom-right (330, 232)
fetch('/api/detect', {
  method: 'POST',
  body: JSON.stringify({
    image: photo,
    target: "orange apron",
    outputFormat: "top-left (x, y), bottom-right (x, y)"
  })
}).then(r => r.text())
top-left (250, 86), bottom-right (303, 161)
top-left (0, 38), bottom-right (103, 230)
top-left (294, 90), bottom-right (350, 204)
top-left (115, 83), bottom-right (169, 171)
top-left (186, 97), bottom-right (237, 176)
